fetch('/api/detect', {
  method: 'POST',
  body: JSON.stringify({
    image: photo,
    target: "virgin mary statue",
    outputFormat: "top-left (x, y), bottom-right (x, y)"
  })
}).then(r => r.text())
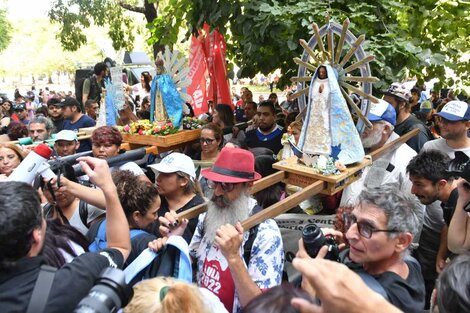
top-left (298, 64), bottom-right (364, 165)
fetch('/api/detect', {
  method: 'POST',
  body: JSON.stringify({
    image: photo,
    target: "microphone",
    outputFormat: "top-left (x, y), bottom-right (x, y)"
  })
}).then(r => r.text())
top-left (7, 144), bottom-right (55, 184)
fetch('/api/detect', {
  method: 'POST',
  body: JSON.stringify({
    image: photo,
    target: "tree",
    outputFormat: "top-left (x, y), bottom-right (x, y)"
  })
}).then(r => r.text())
top-left (0, 8), bottom-right (12, 52)
top-left (152, 0), bottom-right (470, 92)
top-left (48, 0), bottom-right (162, 57)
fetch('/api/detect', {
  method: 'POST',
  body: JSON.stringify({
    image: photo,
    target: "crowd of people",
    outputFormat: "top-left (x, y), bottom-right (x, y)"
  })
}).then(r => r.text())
top-left (0, 60), bottom-right (470, 313)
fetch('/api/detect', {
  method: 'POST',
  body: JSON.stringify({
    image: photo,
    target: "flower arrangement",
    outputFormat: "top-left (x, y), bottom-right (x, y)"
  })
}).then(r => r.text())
top-left (183, 116), bottom-right (207, 130)
top-left (119, 120), bottom-right (179, 136)
top-left (302, 154), bottom-right (347, 176)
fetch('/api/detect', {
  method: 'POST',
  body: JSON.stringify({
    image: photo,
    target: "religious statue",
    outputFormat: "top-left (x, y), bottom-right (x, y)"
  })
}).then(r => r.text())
top-left (298, 64), bottom-right (365, 168)
top-left (150, 47), bottom-right (192, 128)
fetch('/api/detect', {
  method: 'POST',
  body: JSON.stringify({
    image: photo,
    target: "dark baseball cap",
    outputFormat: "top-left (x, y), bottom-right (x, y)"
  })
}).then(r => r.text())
top-left (59, 97), bottom-right (80, 108)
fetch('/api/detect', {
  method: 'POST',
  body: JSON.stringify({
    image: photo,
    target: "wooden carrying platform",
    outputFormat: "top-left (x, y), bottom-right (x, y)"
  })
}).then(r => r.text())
top-left (274, 156), bottom-right (371, 195)
top-left (121, 129), bottom-right (201, 153)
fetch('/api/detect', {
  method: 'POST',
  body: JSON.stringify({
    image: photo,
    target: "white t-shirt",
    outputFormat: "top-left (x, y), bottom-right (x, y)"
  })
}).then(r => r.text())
top-left (69, 202), bottom-right (105, 235)
top-left (422, 138), bottom-right (470, 158)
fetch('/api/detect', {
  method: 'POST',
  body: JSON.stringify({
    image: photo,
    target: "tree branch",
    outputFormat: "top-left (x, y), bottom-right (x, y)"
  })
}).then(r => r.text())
top-left (118, 1), bottom-right (145, 14)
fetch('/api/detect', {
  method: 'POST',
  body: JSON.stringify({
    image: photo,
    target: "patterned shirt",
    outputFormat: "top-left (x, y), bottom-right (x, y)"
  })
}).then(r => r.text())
top-left (189, 199), bottom-right (284, 313)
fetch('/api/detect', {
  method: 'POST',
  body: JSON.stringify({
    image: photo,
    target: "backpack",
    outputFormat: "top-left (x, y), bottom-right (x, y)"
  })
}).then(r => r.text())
top-left (75, 71), bottom-right (102, 107)
top-left (43, 200), bottom-right (89, 228)
top-left (89, 220), bottom-right (147, 252)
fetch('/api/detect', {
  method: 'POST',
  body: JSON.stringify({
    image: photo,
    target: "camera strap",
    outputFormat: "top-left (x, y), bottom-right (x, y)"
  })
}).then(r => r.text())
top-left (26, 265), bottom-right (57, 313)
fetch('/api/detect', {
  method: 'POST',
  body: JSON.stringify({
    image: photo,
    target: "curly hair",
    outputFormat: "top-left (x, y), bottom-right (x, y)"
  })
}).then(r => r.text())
top-left (112, 170), bottom-right (159, 219)
top-left (357, 183), bottom-right (423, 240)
top-left (406, 149), bottom-right (452, 184)
top-left (7, 121), bottom-right (28, 140)
top-left (91, 126), bottom-right (122, 146)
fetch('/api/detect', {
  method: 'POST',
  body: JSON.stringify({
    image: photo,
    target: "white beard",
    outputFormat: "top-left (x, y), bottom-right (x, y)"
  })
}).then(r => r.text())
top-left (361, 127), bottom-right (384, 148)
top-left (203, 189), bottom-right (252, 244)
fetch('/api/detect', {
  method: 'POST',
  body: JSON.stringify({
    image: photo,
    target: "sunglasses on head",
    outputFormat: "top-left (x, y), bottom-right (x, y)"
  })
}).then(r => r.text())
top-left (207, 180), bottom-right (235, 192)
top-left (343, 212), bottom-right (399, 239)
top-left (200, 137), bottom-right (215, 145)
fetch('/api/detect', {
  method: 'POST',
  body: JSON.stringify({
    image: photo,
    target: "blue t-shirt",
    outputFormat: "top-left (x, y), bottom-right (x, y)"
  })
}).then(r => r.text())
top-left (63, 114), bottom-right (96, 152)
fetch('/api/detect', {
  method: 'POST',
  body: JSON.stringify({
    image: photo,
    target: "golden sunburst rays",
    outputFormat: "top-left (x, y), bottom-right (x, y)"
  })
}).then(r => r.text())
top-left (290, 17), bottom-right (380, 129)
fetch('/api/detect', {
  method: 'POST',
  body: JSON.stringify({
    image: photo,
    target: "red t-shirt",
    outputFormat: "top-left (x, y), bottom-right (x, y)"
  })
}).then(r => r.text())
top-left (200, 246), bottom-right (235, 312)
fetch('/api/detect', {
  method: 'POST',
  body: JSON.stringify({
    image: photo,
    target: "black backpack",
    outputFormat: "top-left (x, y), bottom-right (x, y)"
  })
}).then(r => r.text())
top-left (75, 71), bottom-right (102, 107)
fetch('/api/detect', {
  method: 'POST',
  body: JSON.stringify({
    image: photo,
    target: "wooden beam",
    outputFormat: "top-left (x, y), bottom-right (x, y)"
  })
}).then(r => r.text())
top-left (250, 171), bottom-right (285, 194)
top-left (242, 180), bottom-right (325, 230)
top-left (177, 202), bottom-right (208, 220)
top-left (369, 128), bottom-right (419, 161)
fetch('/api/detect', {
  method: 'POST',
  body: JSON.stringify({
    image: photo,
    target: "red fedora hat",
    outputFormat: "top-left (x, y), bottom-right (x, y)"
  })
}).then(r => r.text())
top-left (201, 147), bottom-right (261, 183)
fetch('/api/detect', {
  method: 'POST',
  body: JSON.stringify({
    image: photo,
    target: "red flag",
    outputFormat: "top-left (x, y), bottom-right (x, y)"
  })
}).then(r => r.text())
top-left (212, 31), bottom-right (232, 108)
top-left (202, 23), bottom-right (232, 109)
top-left (188, 35), bottom-right (208, 115)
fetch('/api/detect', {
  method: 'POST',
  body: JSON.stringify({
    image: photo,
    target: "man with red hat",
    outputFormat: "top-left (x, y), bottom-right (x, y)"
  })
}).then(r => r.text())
top-left (160, 147), bottom-right (284, 312)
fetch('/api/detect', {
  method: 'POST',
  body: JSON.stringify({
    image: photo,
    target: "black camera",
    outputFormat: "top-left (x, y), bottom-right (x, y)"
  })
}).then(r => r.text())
top-left (74, 268), bottom-right (133, 313)
top-left (447, 151), bottom-right (470, 212)
top-left (302, 224), bottom-right (340, 261)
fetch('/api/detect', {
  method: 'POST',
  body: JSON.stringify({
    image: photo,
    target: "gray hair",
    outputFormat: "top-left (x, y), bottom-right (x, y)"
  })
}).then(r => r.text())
top-left (28, 116), bottom-right (54, 132)
top-left (356, 183), bottom-right (422, 240)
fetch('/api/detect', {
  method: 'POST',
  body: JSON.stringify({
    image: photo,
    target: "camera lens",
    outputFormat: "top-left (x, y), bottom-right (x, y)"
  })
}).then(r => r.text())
top-left (74, 268), bottom-right (132, 313)
top-left (302, 224), bottom-right (326, 258)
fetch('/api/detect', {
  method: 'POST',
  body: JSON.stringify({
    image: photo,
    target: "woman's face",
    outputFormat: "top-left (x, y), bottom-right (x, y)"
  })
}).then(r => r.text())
top-left (200, 129), bottom-right (220, 155)
top-left (92, 143), bottom-right (120, 159)
top-left (156, 172), bottom-right (186, 197)
top-left (212, 111), bottom-right (220, 125)
top-left (0, 147), bottom-right (21, 176)
top-left (2, 102), bottom-right (11, 112)
top-left (134, 196), bottom-right (161, 229)
top-left (288, 125), bottom-right (302, 144)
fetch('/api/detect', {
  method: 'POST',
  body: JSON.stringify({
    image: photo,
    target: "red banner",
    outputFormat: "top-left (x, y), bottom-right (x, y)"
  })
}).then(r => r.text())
top-left (188, 23), bottom-right (232, 115)
top-left (188, 35), bottom-right (208, 116)
top-left (203, 23), bottom-right (232, 109)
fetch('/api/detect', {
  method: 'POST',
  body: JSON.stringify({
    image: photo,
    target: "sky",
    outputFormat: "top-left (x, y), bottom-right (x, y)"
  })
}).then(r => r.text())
top-left (5, 0), bottom-right (52, 20)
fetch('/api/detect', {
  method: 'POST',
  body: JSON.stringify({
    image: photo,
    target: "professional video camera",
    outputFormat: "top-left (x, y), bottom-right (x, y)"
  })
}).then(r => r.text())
top-left (74, 267), bottom-right (133, 313)
top-left (447, 151), bottom-right (470, 212)
top-left (302, 223), bottom-right (340, 261)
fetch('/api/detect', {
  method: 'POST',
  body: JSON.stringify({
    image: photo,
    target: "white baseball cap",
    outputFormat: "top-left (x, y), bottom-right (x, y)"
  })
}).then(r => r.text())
top-left (435, 100), bottom-right (470, 121)
top-left (148, 153), bottom-right (196, 180)
top-left (55, 130), bottom-right (78, 142)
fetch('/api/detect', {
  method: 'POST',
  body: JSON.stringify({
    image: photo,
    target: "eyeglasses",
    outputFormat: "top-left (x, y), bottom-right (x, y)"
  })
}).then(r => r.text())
top-left (200, 137), bottom-right (215, 145)
top-left (343, 212), bottom-right (399, 239)
top-left (206, 180), bottom-right (235, 192)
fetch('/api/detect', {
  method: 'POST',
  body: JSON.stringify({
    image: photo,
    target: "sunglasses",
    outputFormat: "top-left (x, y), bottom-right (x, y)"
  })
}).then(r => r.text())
top-left (206, 180), bottom-right (236, 192)
top-left (343, 212), bottom-right (399, 239)
top-left (200, 137), bottom-right (215, 145)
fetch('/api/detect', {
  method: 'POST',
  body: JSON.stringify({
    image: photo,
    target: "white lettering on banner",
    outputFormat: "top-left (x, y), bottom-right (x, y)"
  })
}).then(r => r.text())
top-left (192, 89), bottom-right (204, 109)
top-left (275, 214), bottom-right (337, 230)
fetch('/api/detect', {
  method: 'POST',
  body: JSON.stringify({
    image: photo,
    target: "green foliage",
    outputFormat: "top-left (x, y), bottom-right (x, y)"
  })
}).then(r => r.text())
top-left (0, 8), bottom-right (12, 52)
top-left (0, 19), bottom-right (104, 78)
top-left (48, 0), bottom-right (136, 52)
top-left (151, 0), bottom-right (470, 92)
